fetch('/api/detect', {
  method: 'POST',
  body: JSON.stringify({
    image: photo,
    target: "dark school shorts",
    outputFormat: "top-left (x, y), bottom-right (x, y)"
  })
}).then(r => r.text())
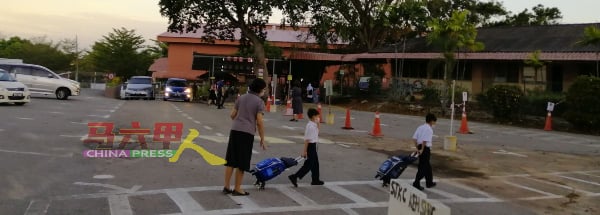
top-left (225, 130), bottom-right (255, 171)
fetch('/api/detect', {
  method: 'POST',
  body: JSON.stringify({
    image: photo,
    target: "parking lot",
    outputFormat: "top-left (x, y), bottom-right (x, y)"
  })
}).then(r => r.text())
top-left (1, 89), bottom-right (599, 215)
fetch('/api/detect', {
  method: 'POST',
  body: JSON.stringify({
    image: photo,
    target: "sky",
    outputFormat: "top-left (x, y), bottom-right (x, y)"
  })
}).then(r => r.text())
top-left (1, 0), bottom-right (599, 50)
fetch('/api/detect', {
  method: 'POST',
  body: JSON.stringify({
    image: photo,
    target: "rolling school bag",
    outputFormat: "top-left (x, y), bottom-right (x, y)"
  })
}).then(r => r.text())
top-left (250, 156), bottom-right (303, 189)
top-left (375, 152), bottom-right (418, 187)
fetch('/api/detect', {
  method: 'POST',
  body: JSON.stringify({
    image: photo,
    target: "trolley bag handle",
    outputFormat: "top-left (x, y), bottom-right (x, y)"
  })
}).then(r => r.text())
top-left (294, 156), bottom-right (305, 163)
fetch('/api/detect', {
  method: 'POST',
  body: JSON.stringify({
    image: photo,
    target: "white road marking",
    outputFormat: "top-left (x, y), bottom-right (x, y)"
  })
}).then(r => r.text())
top-left (503, 180), bottom-right (560, 197)
top-left (0, 149), bottom-right (73, 158)
top-left (325, 184), bottom-right (371, 203)
top-left (24, 200), bottom-right (50, 215)
top-left (73, 182), bottom-right (141, 194)
top-left (216, 133), bottom-right (224, 137)
top-left (182, 113), bottom-right (189, 117)
top-left (49, 111), bottom-right (64, 114)
top-left (88, 114), bottom-right (110, 118)
top-left (71, 121), bottom-right (88, 125)
top-left (554, 174), bottom-right (600, 186)
top-left (197, 136), bottom-right (227, 143)
top-left (108, 195), bottom-right (133, 215)
top-left (17, 117), bottom-right (34, 120)
top-left (275, 186), bottom-right (318, 206)
top-left (338, 144), bottom-right (351, 148)
top-left (351, 130), bottom-right (368, 133)
top-left (166, 189), bottom-right (205, 213)
top-left (187, 117), bottom-right (193, 120)
top-left (281, 125), bottom-right (300, 130)
top-left (380, 124), bottom-right (388, 127)
top-left (93, 175), bottom-right (115, 179)
top-left (342, 208), bottom-right (360, 215)
top-left (193, 120), bottom-right (202, 124)
top-left (203, 126), bottom-right (213, 130)
top-left (252, 149), bottom-right (259, 154)
top-left (60, 135), bottom-right (84, 138)
top-left (287, 136), bottom-right (334, 144)
top-left (256, 136), bottom-right (295, 144)
top-left (492, 149), bottom-right (528, 157)
top-left (578, 172), bottom-right (600, 178)
top-left (427, 188), bottom-right (466, 200)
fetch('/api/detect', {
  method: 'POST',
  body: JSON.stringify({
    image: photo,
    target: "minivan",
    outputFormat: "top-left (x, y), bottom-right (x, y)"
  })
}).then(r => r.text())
top-left (120, 76), bottom-right (155, 100)
top-left (164, 78), bottom-right (192, 102)
top-left (0, 68), bottom-right (31, 105)
top-left (0, 63), bottom-right (80, 100)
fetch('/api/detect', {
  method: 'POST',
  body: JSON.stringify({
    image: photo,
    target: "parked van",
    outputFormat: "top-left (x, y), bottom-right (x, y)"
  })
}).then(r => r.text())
top-left (164, 78), bottom-right (192, 102)
top-left (120, 76), bottom-right (155, 100)
top-left (0, 63), bottom-right (80, 100)
top-left (0, 68), bottom-right (31, 105)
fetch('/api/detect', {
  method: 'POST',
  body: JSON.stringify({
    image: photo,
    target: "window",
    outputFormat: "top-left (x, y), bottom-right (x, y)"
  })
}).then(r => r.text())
top-left (129, 78), bottom-right (152, 84)
top-left (32, 68), bottom-right (53, 78)
top-left (12, 66), bottom-right (33, 75)
top-left (494, 63), bottom-right (519, 83)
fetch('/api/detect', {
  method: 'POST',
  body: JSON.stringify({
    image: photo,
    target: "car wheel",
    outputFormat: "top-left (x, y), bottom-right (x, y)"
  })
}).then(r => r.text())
top-left (56, 88), bottom-right (69, 100)
top-left (15, 102), bottom-right (26, 106)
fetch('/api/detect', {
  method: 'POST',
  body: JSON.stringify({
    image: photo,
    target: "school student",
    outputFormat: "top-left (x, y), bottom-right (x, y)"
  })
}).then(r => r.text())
top-left (412, 113), bottom-right (437, 191)
top-left (288, 108), bottom-right (324, 187)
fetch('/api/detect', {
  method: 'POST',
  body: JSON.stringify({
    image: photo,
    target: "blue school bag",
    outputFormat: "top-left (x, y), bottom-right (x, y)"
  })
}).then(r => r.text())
top-left (253, 158), bottom-right (287, 182)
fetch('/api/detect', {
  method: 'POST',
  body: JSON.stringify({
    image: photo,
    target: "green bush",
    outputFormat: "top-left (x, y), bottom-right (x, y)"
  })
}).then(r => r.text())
top-left (479, 85), bottom-right (524, 121)
top-left (106, 77), bottom-right (122, 87)
top-left (421, 87), bottom-right (441, 107)
top-left (520, 91), bottom-right (566, 117)
top-left (563, 76), bottom-right (600, 131)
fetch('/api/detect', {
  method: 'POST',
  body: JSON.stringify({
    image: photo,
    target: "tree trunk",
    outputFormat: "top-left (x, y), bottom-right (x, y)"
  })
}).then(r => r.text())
top-left (251, 40), bottom-right (270, 98)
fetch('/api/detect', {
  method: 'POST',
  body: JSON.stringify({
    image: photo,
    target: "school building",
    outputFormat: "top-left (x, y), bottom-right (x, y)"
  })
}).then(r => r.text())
top-left (151, 23), bottom-right (600, 95)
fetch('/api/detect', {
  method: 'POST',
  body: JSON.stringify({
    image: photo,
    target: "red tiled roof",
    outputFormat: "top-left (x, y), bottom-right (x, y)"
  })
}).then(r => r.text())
top-left (152, 70), bottom-right (207, 80)
top-left (148, 58), bottom-right (168, 72)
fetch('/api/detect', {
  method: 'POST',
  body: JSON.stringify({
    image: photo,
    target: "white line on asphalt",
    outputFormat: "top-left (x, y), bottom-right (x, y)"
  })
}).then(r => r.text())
top-left (216, 133), bottom-right (224, 137)
top-left (338, 144), bottom-right (351, 148)
top-left (71, 121), bottom-right (88, 125)
top-left (49, 111), bottom-right (64, 114)
top-left (194, 120), bottom-right (202, 124)
top-left (554, 174), bottom-right (600, 186)
top-left (187, 117), bottom-right (193, 120)
top-left (74, 182), bottom-right (141, 194)
top-left (443, 180), bottom-right (497, 199)
top-left (252, 149), bottom-right (259, 154)
top-left (24, 200), bottom-right (50, 215)
top-left (108, 195), bottom-right (133, 215)
top-left (0, 149), bottom-right (73, 158)
top-left (325, 185), bottom-right (371, 203)
top-left (93, 175), bottom-right (115, 179)
top-left (426, 188), bottom-right (466, 200)
top-left (578, 172), bottom-right (600, 178)
top-left (287, 136), bottom-right (334, 144)
top-left (342, 208), bottom-right (360, 215)
top-left (203, 126), bottom-right (213, 130)
top-left (17, 117), bottom-right (34, 120)
top-left (166, 189), bottom-right (205, 213)
top-left (517, 176), bottom-right (595, 196)
top-left (60, 135), bottom-right (84, 138)
top-left (182, 113), bottom-right (189, 117)
top-left (380, 124), bottom-right (388, 127)
top-left (164, 202), bottom-right (388, 215)
top-left (275, 186), bottom-right (318, 206)
top-left (351, 130), bottom-right (368, 133)
top-left (503, 180), bottom-right (560, 197)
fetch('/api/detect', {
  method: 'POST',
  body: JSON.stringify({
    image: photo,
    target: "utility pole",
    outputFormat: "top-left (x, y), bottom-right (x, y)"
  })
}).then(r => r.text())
top-left (75, 35), bottom-right (79, 82)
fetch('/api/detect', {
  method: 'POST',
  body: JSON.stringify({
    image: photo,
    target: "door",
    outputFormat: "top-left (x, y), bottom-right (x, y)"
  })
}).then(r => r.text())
top-left (10, 66), bottom-right (36, 92)
top-left (549, 65), bottom-right (563, 92)
top-left (31, 67), bottom-right (57, 94)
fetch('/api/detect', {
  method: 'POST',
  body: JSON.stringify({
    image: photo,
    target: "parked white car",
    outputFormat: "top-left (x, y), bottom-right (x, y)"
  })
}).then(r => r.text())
top-left (120, 76), bottom-right (155, 100)
top-left (0, 63), bottom-right (80, 100)
top-left (0, 68), bottom-right (31, 105)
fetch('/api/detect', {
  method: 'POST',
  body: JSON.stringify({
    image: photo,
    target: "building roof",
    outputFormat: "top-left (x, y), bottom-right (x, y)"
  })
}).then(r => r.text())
top-left (158, 25), bottom-right (346, 45)
top-left (374, 23), bottom-right (600, 53)
top-left (148, 58), bottom-right (168, 72)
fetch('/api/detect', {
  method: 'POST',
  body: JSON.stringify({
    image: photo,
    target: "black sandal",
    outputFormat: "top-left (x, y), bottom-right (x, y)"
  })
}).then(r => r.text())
top-left (222, 187), bottom-right (233, 194)
top-left (232, 190), bottom-right (250, 196)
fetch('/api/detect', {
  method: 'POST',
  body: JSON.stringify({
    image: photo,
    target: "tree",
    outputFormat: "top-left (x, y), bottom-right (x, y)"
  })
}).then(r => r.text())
top-left (158, 0), bottom-right (308, 78)
top-left (0, 36), bottom-right (72, 71)
top-left (427, 10), bottom-right (483, 112)
top-left (524, 50), bottom-right (545, 93)
top-left (490, 4), bottom-right (562, 27)
top-left (88, 28), bottom-right (150, 78)
top-left (306, 0), bottom-right (429, 52)
top-left (426, 0), bottom-right (507, 27)
top-left (576, 26), bottom-right (600, 77)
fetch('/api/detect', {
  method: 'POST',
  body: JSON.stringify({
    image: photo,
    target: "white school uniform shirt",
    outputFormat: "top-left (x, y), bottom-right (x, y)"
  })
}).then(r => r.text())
top-left (412, 123), bottom-right (433, 147)
top-left (304, 120), bottom-right (319, 143)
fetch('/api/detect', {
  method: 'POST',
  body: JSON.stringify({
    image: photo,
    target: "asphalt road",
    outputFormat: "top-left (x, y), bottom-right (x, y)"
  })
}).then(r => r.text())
top-left (0, 89), bottom-right (599, 215)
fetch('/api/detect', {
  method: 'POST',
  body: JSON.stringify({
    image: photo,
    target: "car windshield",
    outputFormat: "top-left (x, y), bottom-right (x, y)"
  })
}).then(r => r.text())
top-left (129, 78), bottom-right (151, 84)
top-left (168, 81), bottom-right (187, 87)
top-left (0, 70), bottom-right (16, 81)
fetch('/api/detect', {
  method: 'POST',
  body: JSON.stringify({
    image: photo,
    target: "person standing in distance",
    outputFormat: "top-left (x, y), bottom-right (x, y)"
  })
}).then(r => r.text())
top-left (223, 79), bottom-right (267, 196)
top-left (289, 80), bottom-right (303, 121)
top-left (412, 113), bottom-right (437, 191)
top-left (288, 108), bottom-right (325, 187)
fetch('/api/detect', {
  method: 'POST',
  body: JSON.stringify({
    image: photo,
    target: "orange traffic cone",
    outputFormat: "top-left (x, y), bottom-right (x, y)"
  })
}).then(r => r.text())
top-left (544, 112), bottom-right (552, 131)
top-left (284, 99), bottom-right (293, 116)
top-left (369, 112), bottom-right (383, 137)
top-left (341, 108), bottom-right (354, 130)
top-left (317, 103), bottom-right (323, 123)
top-left (459, 112), bottom-right (471, 134)
top-left (265, 96), bottom-right (271, 112)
